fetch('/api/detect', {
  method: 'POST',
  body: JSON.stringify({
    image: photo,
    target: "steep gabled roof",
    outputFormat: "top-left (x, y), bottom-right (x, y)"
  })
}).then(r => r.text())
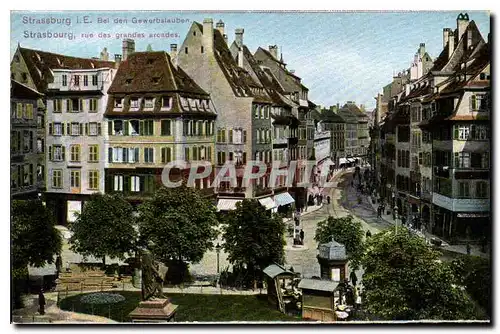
top-left (321, 108), bottom-right (346, 123)
top-left (17, 47), bottom-right (114, 93)
top-left (254, 47), bottom-right (303, 93)
top-left (430, 21), bottom-right (485, 73)
top-left (108, 51), bottom-right (208, 96)
top-left (341, 103), bottom-right (367, 118)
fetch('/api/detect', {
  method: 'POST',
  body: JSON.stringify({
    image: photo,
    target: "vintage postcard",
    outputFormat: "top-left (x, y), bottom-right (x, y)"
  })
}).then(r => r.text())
top-left (10, 10), bottom-right (491, 324)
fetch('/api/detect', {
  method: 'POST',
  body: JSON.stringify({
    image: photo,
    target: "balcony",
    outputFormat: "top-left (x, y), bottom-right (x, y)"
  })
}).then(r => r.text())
top-left (216, 186), bottom-right (246, 194)
top-left (254, 187), bottom-right (273, 197)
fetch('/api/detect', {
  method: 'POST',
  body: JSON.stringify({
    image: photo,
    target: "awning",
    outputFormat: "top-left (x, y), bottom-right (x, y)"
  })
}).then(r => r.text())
top-left (319, 158), bottom-right (335, 167)
top-left (339, 158), bottom-right (348, 164)
top-left (258, 197), bottom-right (277, 210)
top-left (273, 192), bottom-right (295, 206)
top-left (457, 213), bottom-right (490, 218)
top-left (217, 199), bottom-right (242, 211)
top-left (347, 158), bottom-right (355, 163)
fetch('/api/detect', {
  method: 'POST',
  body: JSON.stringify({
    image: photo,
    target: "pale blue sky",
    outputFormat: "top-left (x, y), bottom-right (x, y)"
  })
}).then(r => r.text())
top-left (11, 11), bottom-right (490, 109)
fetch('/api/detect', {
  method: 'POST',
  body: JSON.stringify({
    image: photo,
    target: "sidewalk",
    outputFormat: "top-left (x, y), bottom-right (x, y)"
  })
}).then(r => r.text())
top-left (367, 194), bottom-right (489, 259)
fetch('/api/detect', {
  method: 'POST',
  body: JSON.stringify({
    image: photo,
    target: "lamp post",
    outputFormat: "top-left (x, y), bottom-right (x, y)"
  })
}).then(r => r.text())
top-left (215, 243), bottom-right (221, 274)
top-left (394, 205), bottom-right (399, 234)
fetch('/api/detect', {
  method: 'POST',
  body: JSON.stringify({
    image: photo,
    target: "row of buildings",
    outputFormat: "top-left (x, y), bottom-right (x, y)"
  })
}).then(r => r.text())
top-left (370, 13), bottom-right (490, 242)
top-left (11, 18), bottom-right (371, 225)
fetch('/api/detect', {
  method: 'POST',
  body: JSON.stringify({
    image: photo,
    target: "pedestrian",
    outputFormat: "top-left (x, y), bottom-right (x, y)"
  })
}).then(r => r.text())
top-left (366, 230), bottom-right (372, 238)
top-left (65, 261), bottom-right (71, 273)
top-left (55, 255), bottom-right (62, 276)
top-left (38, 288), bottom-right (46, 315)
top-left (300, 229), bottom-right (305, 245)
top-left (350, 271), bottom-right (358, 287)
top-left (327, 196), bottom-right (331, 204)
top-left (466, 242), bottom-right (471, 255)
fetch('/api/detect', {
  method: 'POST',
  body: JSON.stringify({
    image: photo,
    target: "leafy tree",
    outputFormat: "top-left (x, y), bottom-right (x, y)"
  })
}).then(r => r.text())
top-left (11, 200), bottom-right (62, 307)
top-left (314, 215), bottom-right (364, 269)
top-left (223, 199), bottom-right (286, 279)
top-left (138, 185), bottom-right (218, 279)
top-left (361, 227), bottom-right (486, 320)
top-left (449, 255), bottom-right (491, 317)
top-left (69, 193), bottom-right (137, 265)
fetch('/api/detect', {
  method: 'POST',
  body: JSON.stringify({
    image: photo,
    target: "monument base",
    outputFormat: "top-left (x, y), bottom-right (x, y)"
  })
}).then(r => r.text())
top-left (128, 298), bottom-right (178, 323)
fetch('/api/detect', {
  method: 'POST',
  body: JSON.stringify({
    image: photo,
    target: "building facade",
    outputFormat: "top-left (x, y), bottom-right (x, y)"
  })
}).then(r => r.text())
top-left (45, 66), bottom-right (115, 224)
top-left (105, 49), bottom-right (217, 205)
top-left (11, 80), bottom-right (43, 199)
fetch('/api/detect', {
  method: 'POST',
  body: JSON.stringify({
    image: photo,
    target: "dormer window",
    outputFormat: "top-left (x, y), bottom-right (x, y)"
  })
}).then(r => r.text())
top-left (144, 98), bottom-right (154, 109)
top-left (147, 58), bottom-right (154, 65)
top-left (14, 55), bottom-right (19, 63)
top-left (162, 97), bottom-right (171, 109)
top-left (130, 98), bottom-right (139, 109)
top-left (125, 78), bottom-right (132, 85)
top-left (152, 77), bottom-right (160, 84)
top-left (114, 98), bottom-right (123, 108)
top-left (480, 73), bottom-right (486, 80)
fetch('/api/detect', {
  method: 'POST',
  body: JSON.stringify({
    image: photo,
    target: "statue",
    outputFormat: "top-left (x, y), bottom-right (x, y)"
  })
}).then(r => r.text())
top-left (140, 250), bottom-right (167, 301)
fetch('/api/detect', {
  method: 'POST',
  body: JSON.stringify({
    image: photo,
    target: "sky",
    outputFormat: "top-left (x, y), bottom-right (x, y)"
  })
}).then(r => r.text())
top-left (10, 11), bottom-right (490, 109)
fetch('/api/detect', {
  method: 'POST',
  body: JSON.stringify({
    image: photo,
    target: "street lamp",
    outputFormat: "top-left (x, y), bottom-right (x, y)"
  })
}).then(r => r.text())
top-left (215, 243), bottom-right (221, 274)
top-left (394, 205), bottom-right (399, 234)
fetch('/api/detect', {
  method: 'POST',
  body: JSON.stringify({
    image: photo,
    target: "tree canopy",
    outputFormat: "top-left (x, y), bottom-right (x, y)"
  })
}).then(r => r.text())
top-left (11, 200), bottom-right (62, 279)
top-left (314, 215), bottom-right (364, 269)
top-left (448, 255), bottom-right (491, 317)
top-left (222, 199), bottom-right (286, 274)
top-left (361, 227), bottom-right (487, 320)
top-left (138, 185), bottom-right (219, 265)
top-left (69, 193), bottom-right (137, 264)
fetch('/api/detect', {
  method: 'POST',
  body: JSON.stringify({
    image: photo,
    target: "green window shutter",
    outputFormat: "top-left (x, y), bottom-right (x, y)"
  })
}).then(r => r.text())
top-left (79, 123), bottom-right (83, 136)
top-left (49, 123), bottom-right (53, 135)
top-left (123, 176), bottom-right (130, 193)
top-left (207, 147), bottom-right (211, 161)
top-left (108, 148), bottom-right (113, 163)
top-left (48, 146), bottom-right (52, 161)
top-left (66, 100), bottom-right (70, 112)
top-left (167, 147), bottom-right (172, 162)
top-left (229, 129), bottom-right (233, 143)
top-left (61, 146), bottom-right (66, 161)
top-left (97, 123), bottom-right (102, 135)
top-left (243, 130), bottom-right (247, 143)
top-left (124, 121), bottom-right (129, 136)
top-left (161, 147), bottom-right (166, 163)
top-left (185, 147), bottom-right (190, 161)
top-left (85, 123), bottom-right (89, 135)
top-left (139, 120), bottom-right (144, 135)
top-left (66, 123), bottom-right (70, 135)
top-left (108, 121), bottom-right (113, 135)
top-left (149, 120), bottom-right (154, 136)
top-left (453, 125), bottom-right (458, 139)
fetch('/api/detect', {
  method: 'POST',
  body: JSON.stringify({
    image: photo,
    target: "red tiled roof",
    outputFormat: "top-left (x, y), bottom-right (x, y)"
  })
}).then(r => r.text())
top-left (446, 114), bottom-right (489, 121)
top-left (108, 51), bottom-right (208, 96)
top-left (18, 47), bottom-right (114, 93)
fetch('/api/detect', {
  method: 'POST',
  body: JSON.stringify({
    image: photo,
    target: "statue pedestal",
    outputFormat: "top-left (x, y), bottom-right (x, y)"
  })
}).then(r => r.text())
top-left (128, 298), bottom-right (178, 323)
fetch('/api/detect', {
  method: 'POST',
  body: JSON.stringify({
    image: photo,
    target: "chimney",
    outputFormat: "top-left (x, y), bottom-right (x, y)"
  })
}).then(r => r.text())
top-left (202, 18), bottom-right (214, 54)
top-left (235, 28), bottom-right (244, 48)
top-left (100, 47), bottom-right (109, 61)
top-left (114, 54), bottom-right (122, 68)
top-left (122, 39), bottom-right (135, 61)
top-left (418, 43), bottom-right (425, 57)
top-left (238, 47), bottom-right (244, 68)
top-left (457, 13), bottom-right (470, 41)
top-left (448, 31), bottom-right (455, 59)
top-left (269, 45), bottom-right (278, 59)
top-left (170, 44), bottom-right (178, 67)
top-left (443, 28), bottom-right (451, 48)
top-left (216, 19), bottom-right (225, 36)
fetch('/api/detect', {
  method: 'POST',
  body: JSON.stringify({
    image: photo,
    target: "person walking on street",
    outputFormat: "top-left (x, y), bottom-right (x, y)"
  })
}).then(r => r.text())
top-left (55, 254), bottom-right (62, 276)
top-left (300, 229), bottom-right (305, 245)
top-left (466, 242), bottom-right (471, 255)
top-left (366, 230), bottom-right (372, 238)
top-left (38, 288), bottom-right (46, 315)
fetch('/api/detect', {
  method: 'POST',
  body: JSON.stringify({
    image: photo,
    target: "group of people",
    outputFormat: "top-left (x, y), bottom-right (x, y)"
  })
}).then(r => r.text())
top-left (376, 201), bottom-right (386, 218)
